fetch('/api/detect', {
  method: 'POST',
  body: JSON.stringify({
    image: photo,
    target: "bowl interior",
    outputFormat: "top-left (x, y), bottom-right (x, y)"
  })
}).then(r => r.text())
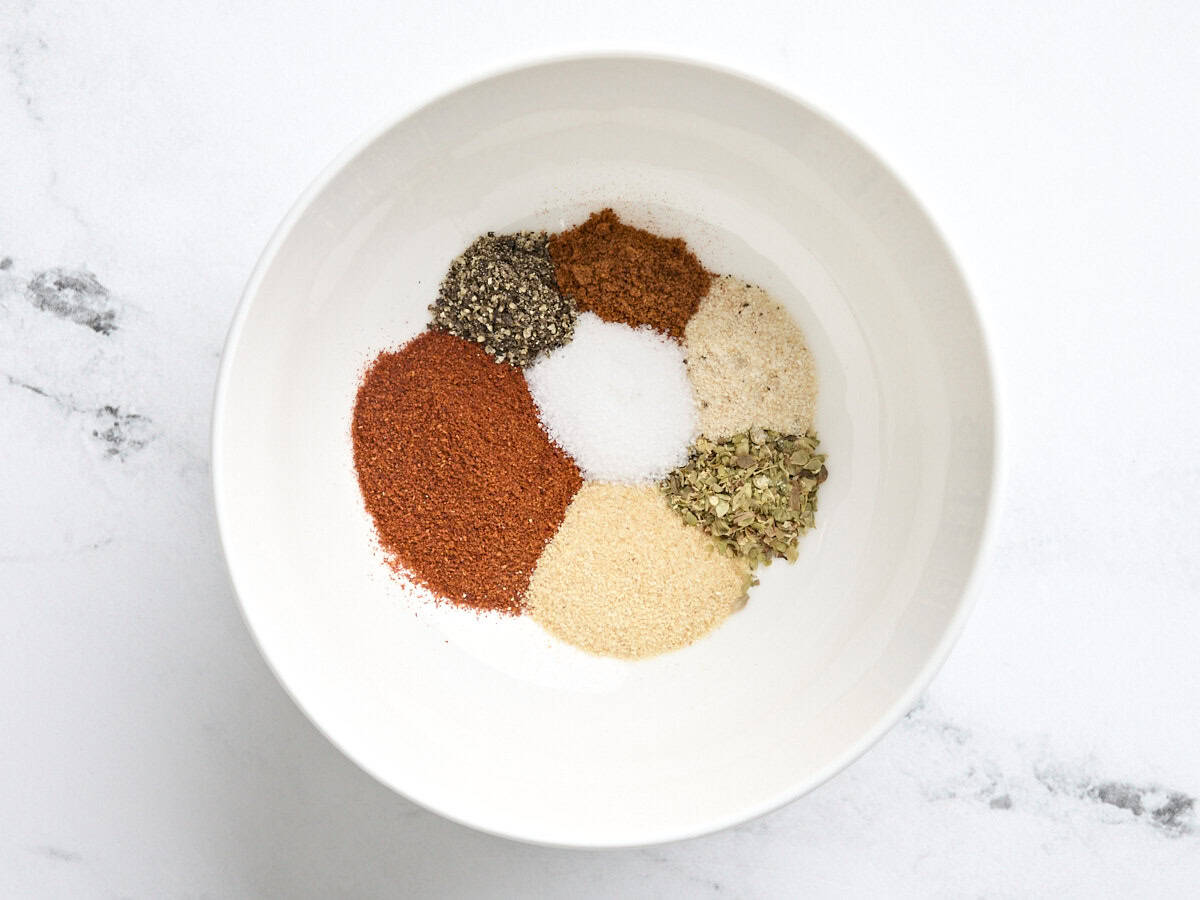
top-left (213, 57), bottom-right (996, 846)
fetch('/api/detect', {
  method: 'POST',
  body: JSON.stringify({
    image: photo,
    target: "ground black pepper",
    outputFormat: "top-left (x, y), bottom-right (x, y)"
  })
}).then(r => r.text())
top-left (430, 231), bottom-right (575, 367)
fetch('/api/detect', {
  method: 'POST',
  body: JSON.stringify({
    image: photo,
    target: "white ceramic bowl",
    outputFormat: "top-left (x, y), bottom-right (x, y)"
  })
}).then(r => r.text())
top-left (213, 56), bottom-right (998, 847)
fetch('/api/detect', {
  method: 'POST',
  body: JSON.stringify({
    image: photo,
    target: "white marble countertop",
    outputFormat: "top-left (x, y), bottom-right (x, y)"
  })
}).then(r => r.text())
top-left (2, 2), bottom-right (1198, 896)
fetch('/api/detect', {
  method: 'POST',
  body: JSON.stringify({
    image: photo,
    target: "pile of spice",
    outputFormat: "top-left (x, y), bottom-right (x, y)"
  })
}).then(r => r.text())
top-left (549, 208), bottom-right (712, 339)
top-left (525, 484), bottom-right (752, 659)
top-left (350, 208), bottom-right (829, 659)
top-left (525, 313), bottom-right (697, 483)
top-left (430, 231), bottom-right (575, 367)
top-left (661, 428), bottom-right (827, 567)
top-left (351, 330), bottom-right (580, 613)
top-left (684, 275), bottom-right (817, 439)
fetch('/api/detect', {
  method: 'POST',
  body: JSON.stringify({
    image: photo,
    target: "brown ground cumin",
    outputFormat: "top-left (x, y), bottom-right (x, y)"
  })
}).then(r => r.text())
top-left (548, 209), bottom-right (712, 339)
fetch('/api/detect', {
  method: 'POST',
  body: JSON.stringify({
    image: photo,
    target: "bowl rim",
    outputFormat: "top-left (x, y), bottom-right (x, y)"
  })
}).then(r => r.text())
top-left (211, 50), bottom-right (1004, 849)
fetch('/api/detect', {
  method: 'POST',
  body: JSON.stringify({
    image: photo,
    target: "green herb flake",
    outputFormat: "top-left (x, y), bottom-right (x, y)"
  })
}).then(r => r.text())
top-left (660, 428), bottom-right (828, 569)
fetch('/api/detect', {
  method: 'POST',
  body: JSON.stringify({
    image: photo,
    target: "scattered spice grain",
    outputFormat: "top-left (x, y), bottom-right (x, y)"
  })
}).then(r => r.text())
top-left (351, 330), bottom-right (582, 613)
top-left (684, 276), bottom-right (817, 439)
top-left (548, 209), bottom-right (712, 339)
top-left (431, 231), bottom-right (575, 367)
top-left (526, 483), bottom-right (752, 659)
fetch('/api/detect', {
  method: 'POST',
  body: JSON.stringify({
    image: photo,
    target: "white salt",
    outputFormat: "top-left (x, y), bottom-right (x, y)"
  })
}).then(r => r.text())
top-left (525, 313), bottom-right (697, 483)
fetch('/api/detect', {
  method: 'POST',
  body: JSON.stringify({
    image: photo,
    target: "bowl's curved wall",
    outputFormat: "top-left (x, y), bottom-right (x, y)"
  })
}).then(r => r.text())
top-left (213, 56), bottom-right (997, 847)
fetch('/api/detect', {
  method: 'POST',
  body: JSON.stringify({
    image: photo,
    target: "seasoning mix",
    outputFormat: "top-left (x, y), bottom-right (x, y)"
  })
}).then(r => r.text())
top-left (351, 330), bottom-right (580, 614)
top-left (549, 208), bottom-right (711, 339)
top-left (526, 484), bottom-right (752, 660)
top-left (431, 231), bottom-right (575, 367)
top-left (524, 312), bottom-right (697, 483)
top-left (352, 208), bottom-right (827, 659)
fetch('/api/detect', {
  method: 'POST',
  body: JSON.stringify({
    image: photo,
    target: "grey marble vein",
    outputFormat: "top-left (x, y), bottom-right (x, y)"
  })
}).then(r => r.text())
top-left (2, 9), bottom-right (46, 125)
top-left (31, 846), bottom-right (81, 863)
top-left (3, 373), bottom-right (155, 460)
top-left (25, 267), bottom-right (118, 334)
top-left (1037, 769), bottom-right (1195, 838)
top-left (901, 698), bottom-right (1196, 838)
top-left (2, 263), bottom-right (156, 460)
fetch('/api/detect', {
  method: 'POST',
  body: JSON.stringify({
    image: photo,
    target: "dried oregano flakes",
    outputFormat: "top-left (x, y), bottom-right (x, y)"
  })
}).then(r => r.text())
top-left (660, 428), bottom-right (827, 568)
top-left (430, 231), bottom-right (576, 367)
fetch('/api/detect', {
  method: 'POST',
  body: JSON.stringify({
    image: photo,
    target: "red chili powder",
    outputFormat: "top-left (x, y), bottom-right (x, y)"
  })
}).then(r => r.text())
top-left (351, 330), bottom-right (582, 614)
